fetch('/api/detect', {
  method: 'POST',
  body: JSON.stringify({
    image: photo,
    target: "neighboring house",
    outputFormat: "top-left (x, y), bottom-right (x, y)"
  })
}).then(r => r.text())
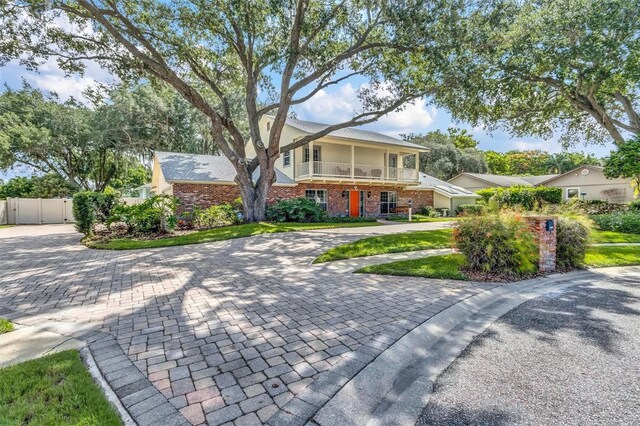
top-left (447, 173), bottom-right (559, 192)
top-left (151, 116), bottom-right (476, 217)
top-left (132, 183), bottom-right (152, 199)
top-left (449, 165), bottom-right (635, 202)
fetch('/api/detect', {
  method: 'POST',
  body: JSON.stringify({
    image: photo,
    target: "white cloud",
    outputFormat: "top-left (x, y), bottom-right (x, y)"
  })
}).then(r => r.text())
top-left (513, 139), bottom-right (561, 153)
top-left (297, 82), bottom-right (436, 137)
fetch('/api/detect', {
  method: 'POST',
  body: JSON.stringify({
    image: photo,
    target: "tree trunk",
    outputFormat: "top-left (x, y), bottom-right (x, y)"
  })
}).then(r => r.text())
top-left (239, 182), bottom-right (271, 222)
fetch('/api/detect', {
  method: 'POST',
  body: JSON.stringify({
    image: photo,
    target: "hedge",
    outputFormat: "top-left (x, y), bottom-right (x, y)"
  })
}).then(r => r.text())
top-left (476, 185), bottom-right (562, 210)
top-left (592, 212), bottom-right (640, 234)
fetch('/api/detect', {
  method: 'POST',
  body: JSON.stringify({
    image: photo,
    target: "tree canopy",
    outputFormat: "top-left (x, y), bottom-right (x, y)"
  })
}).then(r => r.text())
top-left (0, 83), bottom-right (212, 191)
top-left (604, 136), bottom-right (640, 195)
top-left (483, 150), bottom-right (601, 175)
top-left (1, 0), bottom-right (456, 220)
top-left (433, 0), bottom-right (640, 146)
top-left (405, 129), bottom-right (487, 180)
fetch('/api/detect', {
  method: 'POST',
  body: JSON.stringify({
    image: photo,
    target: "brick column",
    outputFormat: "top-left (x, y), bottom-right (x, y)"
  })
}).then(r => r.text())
top-left (526, 215), bottom-right (557, 272)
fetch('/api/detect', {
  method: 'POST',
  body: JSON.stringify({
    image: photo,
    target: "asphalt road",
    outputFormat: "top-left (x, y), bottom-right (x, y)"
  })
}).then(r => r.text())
top-left (418, 272), bottom-right (640, 426)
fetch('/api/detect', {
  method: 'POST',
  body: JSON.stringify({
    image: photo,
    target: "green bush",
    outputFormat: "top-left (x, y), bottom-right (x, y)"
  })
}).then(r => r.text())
top-left (109, 195), bottom-right (178, 233)
top-left (629, 199), bottom-right (640, 212)
top-left (477, 186), bottom-right (562, 210)
top-left (556, 217), bottom-right (590, 269)
top-left (592, 212), bottom-right (640, 234)
top-left (266, 197), bottom-right (326, 223)
top-left (72, 191), bottom-right (120, 235)
top-left (453, 213), bottom-right (538, 276)
top-left (192, 202), bottom-right (241, 229)
top-left (418, 206), bottom-right (440, 217)
top-left (455, 204), bottom-right (485, 216)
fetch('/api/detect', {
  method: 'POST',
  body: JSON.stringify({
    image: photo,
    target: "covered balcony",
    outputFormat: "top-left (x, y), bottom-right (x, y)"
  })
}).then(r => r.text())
top-left (293, 141), bottom-right (419, 184)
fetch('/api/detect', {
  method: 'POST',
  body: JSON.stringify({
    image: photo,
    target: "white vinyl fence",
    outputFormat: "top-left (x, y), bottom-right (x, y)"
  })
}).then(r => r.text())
top-left (4, 197), bottom-right (145, 225)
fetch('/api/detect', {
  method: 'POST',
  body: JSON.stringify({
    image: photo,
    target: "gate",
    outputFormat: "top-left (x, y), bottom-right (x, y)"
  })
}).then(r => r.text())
top-left (6, 197), bottom-right (143, 225)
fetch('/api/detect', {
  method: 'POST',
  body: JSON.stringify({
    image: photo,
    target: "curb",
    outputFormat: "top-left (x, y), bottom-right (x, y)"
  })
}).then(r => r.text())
top-left (81, 347), bottom-right (137, 426)
top-left (312, 270), bottom-right (596, 426)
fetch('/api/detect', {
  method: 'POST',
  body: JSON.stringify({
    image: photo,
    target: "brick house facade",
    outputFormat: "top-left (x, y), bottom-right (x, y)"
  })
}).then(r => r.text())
top-left (173, 182), bottom-right (434, 217)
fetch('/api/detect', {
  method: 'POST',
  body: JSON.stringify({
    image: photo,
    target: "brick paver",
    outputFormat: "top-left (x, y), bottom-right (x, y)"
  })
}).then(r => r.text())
top-left (0, 224), bottom-right (495, 425)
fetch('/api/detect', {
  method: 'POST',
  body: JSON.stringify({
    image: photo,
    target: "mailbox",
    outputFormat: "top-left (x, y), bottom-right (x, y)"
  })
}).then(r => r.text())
top-left (545, 219), bottom-right (554, 232)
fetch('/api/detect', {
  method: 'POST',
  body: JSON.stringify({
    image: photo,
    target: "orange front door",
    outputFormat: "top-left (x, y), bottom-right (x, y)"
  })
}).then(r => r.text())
top-left (349, 191), bottom-right (360, 217)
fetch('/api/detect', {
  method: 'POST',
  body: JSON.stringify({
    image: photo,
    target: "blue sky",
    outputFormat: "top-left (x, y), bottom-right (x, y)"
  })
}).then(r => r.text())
top-left (0, 59), bottom-right (616, 181)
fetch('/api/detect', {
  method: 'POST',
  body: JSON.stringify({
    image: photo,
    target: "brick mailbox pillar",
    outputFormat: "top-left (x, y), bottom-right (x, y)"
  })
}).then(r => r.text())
top-left (526, 216), bottom-right (557, 272)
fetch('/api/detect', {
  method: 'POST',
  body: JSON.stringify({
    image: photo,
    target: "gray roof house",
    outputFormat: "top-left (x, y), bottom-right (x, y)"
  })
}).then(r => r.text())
top-left (448, 166), bottom-right (635, 203)
top-left (152, 116), bottom-right (477, 216)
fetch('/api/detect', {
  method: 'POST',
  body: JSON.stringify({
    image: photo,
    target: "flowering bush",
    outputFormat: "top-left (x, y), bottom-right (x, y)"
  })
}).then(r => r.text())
top-left (453, 213), bottom-right (538, 277)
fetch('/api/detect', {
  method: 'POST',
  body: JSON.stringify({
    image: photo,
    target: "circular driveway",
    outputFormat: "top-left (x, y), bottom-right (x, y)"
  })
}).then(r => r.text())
top-left (0, 223), bottom-right (491, 426)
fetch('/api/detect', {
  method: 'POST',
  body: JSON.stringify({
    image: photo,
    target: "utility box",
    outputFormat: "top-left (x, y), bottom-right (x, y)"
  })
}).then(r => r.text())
top-left (526, 215), bottom-right (558, 272)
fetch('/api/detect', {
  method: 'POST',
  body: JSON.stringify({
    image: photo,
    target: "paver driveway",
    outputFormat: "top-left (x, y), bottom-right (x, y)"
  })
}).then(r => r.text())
top-left (0, 224), bottom-right (495, 425)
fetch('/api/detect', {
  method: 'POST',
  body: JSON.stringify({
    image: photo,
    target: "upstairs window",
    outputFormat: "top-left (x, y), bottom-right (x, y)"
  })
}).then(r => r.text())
top-left (380, 191), bottom-right (397, 214)
top-left (283, 151), bottom-right (291, 167)
top-left (305, 189), bottom-right (328, 211)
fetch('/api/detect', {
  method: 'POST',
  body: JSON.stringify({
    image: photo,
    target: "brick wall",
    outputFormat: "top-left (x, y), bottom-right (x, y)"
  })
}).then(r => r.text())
top-left (172, 182), bottom-right (434, 217)
top-left (526, 216), bottom-right (557, 272)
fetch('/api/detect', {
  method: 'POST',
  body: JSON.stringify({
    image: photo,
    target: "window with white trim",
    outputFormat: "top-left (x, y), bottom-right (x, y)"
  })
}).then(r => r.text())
top-left (567, 188), bottom-right (580, 199)
top-left (283, 150), bottom-right (291, 167)
top-left (380, 191), bottom-right (398, 214)
top-left (305, 189), bottom-right (328, 211)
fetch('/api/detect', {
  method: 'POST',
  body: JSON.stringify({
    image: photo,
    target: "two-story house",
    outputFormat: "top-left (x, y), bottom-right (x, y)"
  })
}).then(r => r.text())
top-left (152, 116), bottom-right (478, 216)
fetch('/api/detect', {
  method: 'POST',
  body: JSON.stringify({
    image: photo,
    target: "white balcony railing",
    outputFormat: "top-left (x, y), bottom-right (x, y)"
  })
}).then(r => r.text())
top-left (296, 161), bottom-right (418, 182)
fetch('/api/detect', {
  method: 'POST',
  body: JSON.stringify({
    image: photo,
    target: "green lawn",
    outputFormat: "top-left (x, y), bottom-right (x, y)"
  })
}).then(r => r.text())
top-left (386, 214), bottom-right (458, 223)
top-left (584, 245), bottom-right (640, 268)
top-left (313, 228), bottom-right (454, 263)
top-left (355, 254), bottom-right (468, 280)
top-left (0, 318), bottom-right (13, 335)
top-left (0, 350), bottom-right (121, 425)
top-left (0, 225), bottom-right (13, 229)
top-left (355, 246), bottom-right (640, 280)
top-left (87, 221), bottom-right (379, 250)
top-left (590, 229), bottom-right (640, 244)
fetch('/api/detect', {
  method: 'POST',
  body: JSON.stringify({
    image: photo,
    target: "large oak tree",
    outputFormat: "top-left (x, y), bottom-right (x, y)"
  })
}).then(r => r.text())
top-left (434, 0), bottom-right (640, 147)
top-left (1, 0), bottom-right (454, 221)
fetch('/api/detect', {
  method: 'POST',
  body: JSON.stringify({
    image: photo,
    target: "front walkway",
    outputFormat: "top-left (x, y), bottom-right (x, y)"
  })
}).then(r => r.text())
top-left (0, 223), bottom-right (491, 426)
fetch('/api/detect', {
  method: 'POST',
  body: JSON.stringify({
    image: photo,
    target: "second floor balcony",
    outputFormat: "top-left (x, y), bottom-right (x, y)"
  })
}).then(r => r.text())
top-left (296, 161), bottom-right (418, 182)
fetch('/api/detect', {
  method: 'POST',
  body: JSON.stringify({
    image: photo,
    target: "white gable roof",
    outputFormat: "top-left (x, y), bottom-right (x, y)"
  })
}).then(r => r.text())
top-left (416, 173), bottom-right (480, 198)
top-left (278, 116), bottom-right (429, 151)
top-left (155, 151), bottom-right (296, 185)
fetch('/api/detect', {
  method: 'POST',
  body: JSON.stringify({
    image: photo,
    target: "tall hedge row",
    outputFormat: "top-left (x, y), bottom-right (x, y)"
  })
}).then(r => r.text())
top-left (476, 185), bottom-right (562, 210)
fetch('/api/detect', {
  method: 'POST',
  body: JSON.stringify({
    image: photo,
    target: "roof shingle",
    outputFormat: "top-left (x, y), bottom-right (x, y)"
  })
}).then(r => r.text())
top-left (155, 151), bottom-right (295, 185)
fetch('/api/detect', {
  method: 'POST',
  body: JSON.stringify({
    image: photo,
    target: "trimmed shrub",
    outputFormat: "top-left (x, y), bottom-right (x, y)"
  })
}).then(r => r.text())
top-left (109, 195), bottom-right (178, 233)
top-left (455, 204), bottom-right (485, 216)
top-left (418, 206), bottom-right (440, 217)
top-left (192, 202), bottom-right (241, 229)
top-left (72, 190), bottom-right (120, 235)
top-left (266, 197), bottom-right (326, 223)
top-left (477, 186), bottom-right (562, 210)
top-left (556, 217), bottom-right (590, 269)
top-left (453, 213), bottom-right (538, 276)
top-left (592, 212), bottom-right (640, 234)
